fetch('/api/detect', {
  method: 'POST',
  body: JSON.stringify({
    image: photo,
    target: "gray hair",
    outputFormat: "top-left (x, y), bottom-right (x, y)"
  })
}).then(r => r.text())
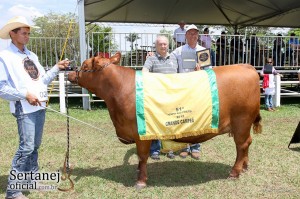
top-left (155, 35), bottom-right (169, 46)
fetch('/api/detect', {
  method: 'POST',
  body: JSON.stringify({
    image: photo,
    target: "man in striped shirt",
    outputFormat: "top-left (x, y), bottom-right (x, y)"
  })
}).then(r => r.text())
top-left (142, 35), bottom-right (178, 160)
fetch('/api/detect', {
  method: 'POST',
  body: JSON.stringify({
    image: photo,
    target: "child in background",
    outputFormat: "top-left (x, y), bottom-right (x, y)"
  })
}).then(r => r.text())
top-left (260, 58), bottom-right (279, 112)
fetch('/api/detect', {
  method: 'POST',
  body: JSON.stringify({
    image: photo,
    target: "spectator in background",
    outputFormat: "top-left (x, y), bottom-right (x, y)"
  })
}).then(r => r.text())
top-left (286, 33), bottom-right (299, 66)
top-left (230, 32), bottom-right (244, 64)
top-left (216, 31), bottom-right (227, 66)
top-left (273, 34), bottom-right (285, 66)
top-left (260, 58), bottom-right (279, 112)
top-left (142, 35), bottom-right (178, 160)
top-left (199, 27), bottom-right (215, 66)
top-left (173, 20), bottom-right (186, 47)
top-left (249, 33), bottom-right (259, 66)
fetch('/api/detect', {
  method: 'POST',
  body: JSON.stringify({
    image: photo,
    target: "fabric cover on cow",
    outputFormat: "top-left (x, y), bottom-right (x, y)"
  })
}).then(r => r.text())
top-left (136, 69), bottom-right (219, 140)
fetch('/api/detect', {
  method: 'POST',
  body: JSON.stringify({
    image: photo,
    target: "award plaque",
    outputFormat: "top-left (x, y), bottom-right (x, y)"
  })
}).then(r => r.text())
top-left (196, 49), bottom-right (211, 67)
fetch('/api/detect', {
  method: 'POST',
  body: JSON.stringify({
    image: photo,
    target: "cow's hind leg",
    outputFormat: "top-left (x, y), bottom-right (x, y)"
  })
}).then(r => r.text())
top-left (229, 122), bottom-right (252, 178)
top-left (135, 140), bottom-right (151, 189)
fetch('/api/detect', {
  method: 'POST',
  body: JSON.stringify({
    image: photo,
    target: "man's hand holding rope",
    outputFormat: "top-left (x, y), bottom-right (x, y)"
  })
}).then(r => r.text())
top-left (57, 59), bottom-right (71, 70)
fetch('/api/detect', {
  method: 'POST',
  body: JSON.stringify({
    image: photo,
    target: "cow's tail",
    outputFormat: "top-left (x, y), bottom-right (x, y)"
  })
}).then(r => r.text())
top-left (252, 113), bottom-right (262, 134)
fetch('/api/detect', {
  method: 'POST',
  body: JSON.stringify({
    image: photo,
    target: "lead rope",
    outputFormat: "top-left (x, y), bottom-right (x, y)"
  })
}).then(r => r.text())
top-left (47, 19), bottom-right (74, 107)
top-left (57, 71), bottom-right (74, 192)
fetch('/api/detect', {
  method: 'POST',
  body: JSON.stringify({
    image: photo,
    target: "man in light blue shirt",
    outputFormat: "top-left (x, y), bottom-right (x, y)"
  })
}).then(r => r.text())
top-left (171, 24), bottom-right (211, 160)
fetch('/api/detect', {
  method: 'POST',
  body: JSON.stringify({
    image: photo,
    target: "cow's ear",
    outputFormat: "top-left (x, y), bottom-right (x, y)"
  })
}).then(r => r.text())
top-left (82, 56), bottom-right (94, 69)
top-left (91, 56), bottom-right (96, 68)
top-left (110, 52), bottom-right (121, 64)
top-left (94, 52), bottom-right (104, 58)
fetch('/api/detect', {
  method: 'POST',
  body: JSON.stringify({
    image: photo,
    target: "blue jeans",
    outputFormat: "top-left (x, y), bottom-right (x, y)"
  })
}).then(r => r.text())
top-left (265, 95), bottom-right (273, 109)
top-left (182, 143), bottom-right (201, 153)
top-left (6, 101), bottom-right (45, 198)
top-left (150, 140), bottom-right (161, 155)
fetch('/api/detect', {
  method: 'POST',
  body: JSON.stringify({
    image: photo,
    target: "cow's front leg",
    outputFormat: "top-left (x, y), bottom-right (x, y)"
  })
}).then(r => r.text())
top-left (135, 140), bottom-right (151, 189)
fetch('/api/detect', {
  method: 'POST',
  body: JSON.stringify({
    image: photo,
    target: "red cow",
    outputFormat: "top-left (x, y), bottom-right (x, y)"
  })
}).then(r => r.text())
top-left (68, 52), bottom-right (262, 189)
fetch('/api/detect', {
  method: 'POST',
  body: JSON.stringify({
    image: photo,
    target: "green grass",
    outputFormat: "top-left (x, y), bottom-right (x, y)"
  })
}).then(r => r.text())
top-left (0, 98), bottom-right (300, 199)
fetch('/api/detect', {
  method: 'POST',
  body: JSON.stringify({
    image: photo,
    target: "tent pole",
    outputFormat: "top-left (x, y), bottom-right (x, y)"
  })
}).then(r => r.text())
top-left (78, 0), bottom-right (91, 110)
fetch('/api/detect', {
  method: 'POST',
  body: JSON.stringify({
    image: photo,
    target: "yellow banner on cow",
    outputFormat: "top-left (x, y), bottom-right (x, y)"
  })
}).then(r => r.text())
top-left (136, 70), bottom-right (219, 140)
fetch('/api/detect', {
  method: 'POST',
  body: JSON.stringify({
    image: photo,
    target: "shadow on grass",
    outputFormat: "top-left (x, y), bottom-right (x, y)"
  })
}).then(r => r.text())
top-left (288, 147), bottom-right (300, 152)
top-left (0, 175), bottom-right (8, 194)
top-left (71, 148), bottom-right (232, 187)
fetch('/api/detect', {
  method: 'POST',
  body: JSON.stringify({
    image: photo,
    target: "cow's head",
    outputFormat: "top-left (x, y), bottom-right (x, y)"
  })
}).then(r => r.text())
top-left (68, 52), bottom-right (121, 93)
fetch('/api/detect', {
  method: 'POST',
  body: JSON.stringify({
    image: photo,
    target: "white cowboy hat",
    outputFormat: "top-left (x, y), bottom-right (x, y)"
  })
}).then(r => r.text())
top-left (0, 16), bottom-right (39, 39)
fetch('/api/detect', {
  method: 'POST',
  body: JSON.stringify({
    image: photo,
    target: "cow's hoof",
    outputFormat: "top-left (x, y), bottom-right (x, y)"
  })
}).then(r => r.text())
top-left (243, 163), bottom-right (249, 172)
top-left (228, 171), bottom-right (240, 179)
top-left (135, 182), bottom-right (146, 190)
top-left (227, 175), bottom-right (239, 180)
top-left (242, 167), bottom-right (248, 173)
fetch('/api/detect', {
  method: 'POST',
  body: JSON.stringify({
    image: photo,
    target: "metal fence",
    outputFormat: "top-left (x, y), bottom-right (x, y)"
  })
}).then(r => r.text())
top-left (27, 32), bottom-right (300, 69)
top-left (27, 37), bottom-right (80, 69)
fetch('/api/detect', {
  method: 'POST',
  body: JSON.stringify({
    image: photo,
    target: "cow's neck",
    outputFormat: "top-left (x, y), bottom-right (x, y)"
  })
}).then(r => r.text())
top-left (93, 66), bottom-right (135, 103)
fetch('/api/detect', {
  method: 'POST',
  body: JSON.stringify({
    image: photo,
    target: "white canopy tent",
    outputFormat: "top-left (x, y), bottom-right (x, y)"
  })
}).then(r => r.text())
top-left (83, 0), bottom-right (300, 28)
top-left (77, 0), bottom-right (300, 109)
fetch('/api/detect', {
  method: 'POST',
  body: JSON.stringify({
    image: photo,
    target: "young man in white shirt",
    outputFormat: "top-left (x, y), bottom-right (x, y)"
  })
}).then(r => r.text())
top-left (0, 16), bottom-right (70, 199)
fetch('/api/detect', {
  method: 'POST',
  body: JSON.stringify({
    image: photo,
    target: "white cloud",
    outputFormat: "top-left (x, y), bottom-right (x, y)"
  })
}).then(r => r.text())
top-left (8, 4), bottom-right (43, 21)
top-left (0, 4), bottom-right (43, 28)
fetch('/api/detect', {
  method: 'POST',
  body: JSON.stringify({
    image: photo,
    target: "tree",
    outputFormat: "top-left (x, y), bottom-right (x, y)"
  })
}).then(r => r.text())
top-left (28, 12), bottom-right (116, 67)
top-left (125, 33), bottom-right (141, 50)
top-left (289, 28), bottom-right (300, 36)
top-left (29, 12), bottom-right (79, 67)
top-left (86, 24), bottom-right (117, 57)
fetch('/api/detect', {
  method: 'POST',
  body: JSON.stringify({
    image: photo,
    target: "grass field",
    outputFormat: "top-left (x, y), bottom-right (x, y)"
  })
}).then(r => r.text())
top-left (0, 98), bottom-right (299, 199)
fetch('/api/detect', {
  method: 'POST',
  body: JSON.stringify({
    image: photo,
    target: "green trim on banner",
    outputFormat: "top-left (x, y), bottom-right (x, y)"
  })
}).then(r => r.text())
top-left (135, 71), bottom-right (146, 135)
top-left (205, 69), bottom-right (219, 129)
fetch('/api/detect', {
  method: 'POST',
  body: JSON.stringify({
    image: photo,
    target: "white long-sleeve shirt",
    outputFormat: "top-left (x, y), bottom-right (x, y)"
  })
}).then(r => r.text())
top-left (0, 42), bottom-right (60, 113)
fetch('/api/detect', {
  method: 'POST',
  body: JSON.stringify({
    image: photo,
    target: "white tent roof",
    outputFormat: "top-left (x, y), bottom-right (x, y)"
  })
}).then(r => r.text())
top-left (84, 0), bottom-right (300, 28)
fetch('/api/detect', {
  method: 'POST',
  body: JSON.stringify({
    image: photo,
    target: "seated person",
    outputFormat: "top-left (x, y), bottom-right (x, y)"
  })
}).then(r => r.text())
top-left (230, 32), bottom-right (243, 64)
top-left (286, 33), bottom-right (299, 66)
top-left (273, 34), bottom-right (285, 66)
top-left (216, 31), bottom-right (227, 66)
